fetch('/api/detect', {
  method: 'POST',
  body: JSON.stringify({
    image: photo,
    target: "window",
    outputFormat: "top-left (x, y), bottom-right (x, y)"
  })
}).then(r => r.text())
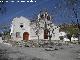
top-left (40, 14), bottom-right (44, 19)
top-left (57, 26), bottom-right (58, 28)
top-left (16, 32), bottom-right (21, 38)
top-left (20, 25), bottom-right (23, 28)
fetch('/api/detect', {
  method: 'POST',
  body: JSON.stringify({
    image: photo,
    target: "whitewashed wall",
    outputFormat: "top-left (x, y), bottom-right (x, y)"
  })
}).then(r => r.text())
top-left (11, 16), bottom-right (30, 41)
top-left (10, 16), bottom-right (60, 41)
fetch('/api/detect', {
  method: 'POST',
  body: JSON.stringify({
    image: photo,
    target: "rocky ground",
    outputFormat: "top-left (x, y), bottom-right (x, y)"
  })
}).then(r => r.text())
top-left (0, 43), bottom-right (80, 60)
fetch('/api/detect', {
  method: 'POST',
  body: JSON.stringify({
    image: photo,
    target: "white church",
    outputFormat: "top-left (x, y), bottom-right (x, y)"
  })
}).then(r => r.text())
top-left (10, 11), bottom-right (60, 42)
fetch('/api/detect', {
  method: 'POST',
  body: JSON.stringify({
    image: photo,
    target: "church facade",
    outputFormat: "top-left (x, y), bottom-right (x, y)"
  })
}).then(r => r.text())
top-left (10, 12), bottom-right (60, 42)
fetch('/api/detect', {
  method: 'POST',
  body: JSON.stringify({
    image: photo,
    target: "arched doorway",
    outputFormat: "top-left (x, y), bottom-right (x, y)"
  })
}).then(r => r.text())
top-left (23, 32), bottom-right (29, 41)
top-left (44, 29), bottom-right (48, 39)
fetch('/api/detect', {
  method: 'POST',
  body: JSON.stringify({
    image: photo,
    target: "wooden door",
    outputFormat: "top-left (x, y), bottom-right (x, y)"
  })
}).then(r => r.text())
top-left (44, 29), bottom-right (48, 39)
top-left (23, 32), bottom-right (29, 41)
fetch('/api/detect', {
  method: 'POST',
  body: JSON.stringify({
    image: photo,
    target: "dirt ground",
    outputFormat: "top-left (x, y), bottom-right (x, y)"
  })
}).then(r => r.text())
top-left (0, 43), bottom-right (80, 60)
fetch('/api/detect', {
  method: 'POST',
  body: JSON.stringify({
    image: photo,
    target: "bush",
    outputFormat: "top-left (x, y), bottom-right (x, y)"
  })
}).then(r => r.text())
top-left (24, 42), bottom-right (29, 47)
top-left (78, 42), bottom-right (80, 44)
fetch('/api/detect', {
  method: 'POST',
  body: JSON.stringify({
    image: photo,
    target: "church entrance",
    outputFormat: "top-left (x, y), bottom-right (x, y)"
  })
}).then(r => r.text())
top-left (23, 32), bottom-right (29, 41)
top-left (44, 29), bottom-right (48, 39)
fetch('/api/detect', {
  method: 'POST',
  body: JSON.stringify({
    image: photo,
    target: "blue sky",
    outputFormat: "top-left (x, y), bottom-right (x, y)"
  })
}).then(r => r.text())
top-left (0, 0), bottom-right (80, 24)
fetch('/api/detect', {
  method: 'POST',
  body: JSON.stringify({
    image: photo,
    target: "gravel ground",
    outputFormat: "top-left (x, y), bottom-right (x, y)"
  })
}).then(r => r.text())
top-left (0, 43), bottom-right (80, 60)
top-left (0, 43), bottom-right (45, 60)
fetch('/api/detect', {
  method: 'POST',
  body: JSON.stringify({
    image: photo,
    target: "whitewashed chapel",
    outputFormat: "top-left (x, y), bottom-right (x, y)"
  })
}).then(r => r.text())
top-left (10, 12), bottom-right (60, 42)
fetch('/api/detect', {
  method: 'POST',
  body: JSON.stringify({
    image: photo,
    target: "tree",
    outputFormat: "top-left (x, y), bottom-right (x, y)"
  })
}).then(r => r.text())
top-left (0, 23), bottom-right (10, 40)
top-left (60, 23), bottom-right (79, 42)
top-left (31, 10), bottom-right (55, 45)
top-left (30, 19), bottom-right (43, 45)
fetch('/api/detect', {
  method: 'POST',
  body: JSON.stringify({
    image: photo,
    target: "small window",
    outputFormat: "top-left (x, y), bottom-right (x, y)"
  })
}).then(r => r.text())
top-left (16, 32), bottom-right (21, 38)
top-left (47, 15), bottom-right (50, 20)
top-left (20, 25), bottom-right (23, 28)
top-left (40, 14), bottom-right (44, 18)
